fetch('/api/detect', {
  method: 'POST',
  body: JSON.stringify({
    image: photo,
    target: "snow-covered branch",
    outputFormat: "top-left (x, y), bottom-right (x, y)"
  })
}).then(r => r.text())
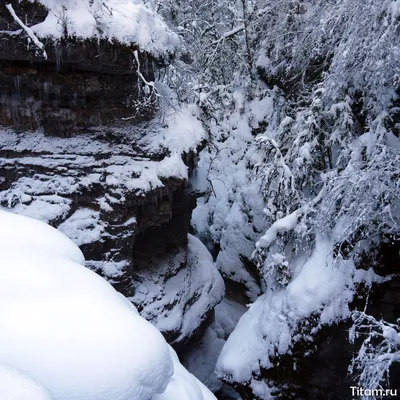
top-left (210, 25), bottom-right (245, 46)
top-left (349, 311), bottom-right (400, 398)
top-left (133, 50), bottom-right (160, 96)
top-left (5, 3), bottom-right (47, 59)
top-left (122, 50), bottom-right (161, 121)
top-left (255, 185), bottom-right (326, 251)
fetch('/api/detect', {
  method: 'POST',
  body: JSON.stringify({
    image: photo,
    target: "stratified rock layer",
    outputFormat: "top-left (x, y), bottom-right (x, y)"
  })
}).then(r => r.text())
top-left (0, 118), bottom-right (223, 346)
top-left (0, 1), bottom-right (158, 135)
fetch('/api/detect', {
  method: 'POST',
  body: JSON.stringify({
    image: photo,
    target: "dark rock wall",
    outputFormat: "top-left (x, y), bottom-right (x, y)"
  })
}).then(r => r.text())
top-left (0, 129), bottom-right (221, 346)
top-left (0, 0), bottom-right (48, 31)
top-left (133, 182), bottom-right (197, 269)
top-left (0, 2), bottom-right (157, 135)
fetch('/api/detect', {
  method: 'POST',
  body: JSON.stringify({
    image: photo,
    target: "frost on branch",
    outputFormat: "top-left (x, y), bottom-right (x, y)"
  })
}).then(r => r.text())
top-left (5, 3), bottom-right (47, 58)
top-left (349, 311), bottom-right (400, 398)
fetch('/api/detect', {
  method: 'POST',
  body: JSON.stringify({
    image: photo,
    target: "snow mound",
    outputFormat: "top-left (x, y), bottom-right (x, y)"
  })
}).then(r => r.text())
top-left (216, 237), bottom-right (381, 389)
top-left (0, 209), bottom-right (84, 265)
top-left (0, 365), bottom-right (53, 400)
top-left (25, 0), bottom-right (178, 57)
top-left (154, 348), bottom-right (216, 400)
top-left (0, 209), bottom-right (216, 400)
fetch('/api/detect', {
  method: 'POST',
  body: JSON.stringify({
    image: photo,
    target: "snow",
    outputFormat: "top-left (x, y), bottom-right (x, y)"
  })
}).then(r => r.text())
top-left (0, 209), bottom-right (216, 400)
top-left (0, 208), bottom-right (84, 265)
top-left (131, 234), bottom-right (225, 343)
top-left (58, 209), bottom-right (104, 246)
top-left (182, 299), bottom-right (247, 394)
top-left (216, 236), bottom-right (380, 389)
top-left (23, 0), bottom-right (179, 57)
top-left (0, 103), bottom-right (204, 158)
top-left (389, 0), bottom-right (400, 19)
top-left (191, 90), bottom-right (275, 301)
top-left (0, 365), bottom-right (53, 400)
top-left (6, 195), bottom-right (72, 225)
top-left (0, 101), bottom-right (211, 347)
top-left (157, 153), bottom-right (188, 180)
top-left (0, 111), bottom-right (202, 226)
top-left (150, 104), bottom-right (207, 154)
top-left (382, 326), bottom-right (400, 345)
top-left (87, 260), bottom-right (128, 280)
top-left (163, 0), bottom-right (399, 395)
top-left (154, 348), bottom-right (216, 400)
top-left (256, 209), bottom-right (301, 250)
top-left (249, 95), bottom-right (274, 130)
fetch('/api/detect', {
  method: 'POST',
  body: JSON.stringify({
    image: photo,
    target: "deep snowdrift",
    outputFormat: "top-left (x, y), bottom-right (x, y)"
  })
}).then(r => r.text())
top-left (0, 209), bottom-right (216, 400)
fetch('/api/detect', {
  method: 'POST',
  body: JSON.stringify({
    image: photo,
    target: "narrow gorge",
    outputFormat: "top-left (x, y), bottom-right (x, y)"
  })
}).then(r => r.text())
top-left (0, 1), bottom-right (399, 400)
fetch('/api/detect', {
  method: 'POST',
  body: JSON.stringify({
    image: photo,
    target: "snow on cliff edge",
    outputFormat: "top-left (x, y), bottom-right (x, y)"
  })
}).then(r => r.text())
top-left (21, 0), bottom-right (179, 57)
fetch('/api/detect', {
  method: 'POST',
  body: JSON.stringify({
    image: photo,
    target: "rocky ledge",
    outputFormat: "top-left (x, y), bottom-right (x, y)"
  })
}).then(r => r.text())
top-left (0, 124), bottom-right (226, 348)
top-left (0, 0), bottom-right (174, 135)
top-left (0, 106), bottom-right (224, 346)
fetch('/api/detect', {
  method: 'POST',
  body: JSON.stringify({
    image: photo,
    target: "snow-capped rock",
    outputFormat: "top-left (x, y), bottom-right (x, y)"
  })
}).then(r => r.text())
top-left (0, 209), bottom-right (216, 400)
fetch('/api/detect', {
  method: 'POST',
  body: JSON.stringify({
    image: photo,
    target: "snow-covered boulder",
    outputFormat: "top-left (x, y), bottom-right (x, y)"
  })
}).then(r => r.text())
top-left (0, 209), bottom-right (216, 400)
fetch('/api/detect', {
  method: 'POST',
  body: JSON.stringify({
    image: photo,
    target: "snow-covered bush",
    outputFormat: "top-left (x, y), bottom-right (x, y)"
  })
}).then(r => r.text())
top-left (0, 209), bottom-right (216, 400)
top-left (153, 0), bottom-right (250, 107)
top-left (349, 311), bottom-right (400, 399)
top-left (251, 0), bottom-right (400, 291)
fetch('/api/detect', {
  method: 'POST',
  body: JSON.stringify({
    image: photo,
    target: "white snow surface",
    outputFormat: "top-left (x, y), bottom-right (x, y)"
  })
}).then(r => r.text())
top-left (191, 89), bottom-right (273, 301)
top-left (0, 365), bottom-right (54, 400)
top-left (0, 209), bottom-right (216, 400)
top-left (22, 0), bottom-right (179, 57)
top-left (58, 208), bottom-right (104, 246)
top-left (182, 299), bottom-right (247, 394)
top-left (216, 237), bottom-right (383, 388)
top-left (0, 208), bottom-right (84, 265)
top-left (131, 234), bottom-right (225, 343)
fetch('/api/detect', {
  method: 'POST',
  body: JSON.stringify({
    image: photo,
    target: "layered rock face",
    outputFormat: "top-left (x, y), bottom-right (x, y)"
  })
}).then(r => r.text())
top-left (0, 1), bottom-right (157, 135)
top-left (0, 127), bottom-right (224, 346)
top-left (0, 1), bottom-right (223, 347)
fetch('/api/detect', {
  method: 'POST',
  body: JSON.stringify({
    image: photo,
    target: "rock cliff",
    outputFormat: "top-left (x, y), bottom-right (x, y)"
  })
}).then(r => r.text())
top-left (0, 0), bottom-right (223, 347)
